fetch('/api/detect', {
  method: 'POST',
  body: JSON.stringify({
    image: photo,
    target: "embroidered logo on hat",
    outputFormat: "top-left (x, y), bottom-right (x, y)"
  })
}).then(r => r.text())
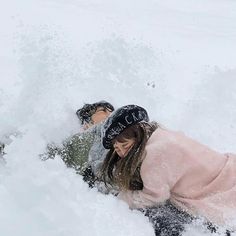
top-left (102, 105), bottom-right (149, 149)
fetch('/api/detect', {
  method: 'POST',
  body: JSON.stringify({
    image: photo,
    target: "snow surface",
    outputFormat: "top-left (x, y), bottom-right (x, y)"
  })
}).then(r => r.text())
top-left (1, 0), bottom-right (236, 235)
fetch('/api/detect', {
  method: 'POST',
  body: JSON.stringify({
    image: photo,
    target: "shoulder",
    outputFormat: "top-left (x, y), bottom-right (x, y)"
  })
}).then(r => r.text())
top-left (140, 128), bottom-right (186, 185)
top-left (145, 128), bottom-right (181, 153)
top-left (142, 128), bottom-right (186, 170)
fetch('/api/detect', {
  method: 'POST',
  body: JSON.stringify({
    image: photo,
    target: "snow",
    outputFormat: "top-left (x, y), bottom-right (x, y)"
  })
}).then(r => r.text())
top-left (0, 0), bottom-right (236, 235)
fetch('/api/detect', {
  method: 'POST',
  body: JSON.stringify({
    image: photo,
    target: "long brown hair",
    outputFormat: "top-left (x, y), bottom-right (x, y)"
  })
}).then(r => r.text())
top-left (100, 121), bottom-right (158, 191)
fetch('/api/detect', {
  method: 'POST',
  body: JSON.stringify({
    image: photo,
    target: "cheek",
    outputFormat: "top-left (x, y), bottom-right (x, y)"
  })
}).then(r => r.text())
top-left (122, 145), bottom-right (134, 156)
top-left (128, 141), bottom-right (135, 150)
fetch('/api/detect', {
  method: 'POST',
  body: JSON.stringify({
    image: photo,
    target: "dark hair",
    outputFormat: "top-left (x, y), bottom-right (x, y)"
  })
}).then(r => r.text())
top-left (76, 101), bottom-right (114, 124)
top-left (100, 121), bottom-right (158, 191)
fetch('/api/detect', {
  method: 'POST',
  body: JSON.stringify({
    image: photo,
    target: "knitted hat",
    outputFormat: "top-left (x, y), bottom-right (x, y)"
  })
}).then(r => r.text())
top-left (102, 105), bottom-right (149, 149)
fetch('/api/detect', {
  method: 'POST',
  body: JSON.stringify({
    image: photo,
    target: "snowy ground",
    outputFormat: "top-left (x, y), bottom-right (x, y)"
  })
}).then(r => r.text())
top-left (1, 0), bottom-right (236, 235)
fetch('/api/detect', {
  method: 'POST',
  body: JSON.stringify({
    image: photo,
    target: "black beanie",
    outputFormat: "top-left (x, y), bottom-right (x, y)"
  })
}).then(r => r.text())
top-left (102, 105), bottom-right (149, 149)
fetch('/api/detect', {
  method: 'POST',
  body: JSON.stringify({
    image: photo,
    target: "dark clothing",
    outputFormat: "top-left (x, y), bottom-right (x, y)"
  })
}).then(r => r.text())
top-left (141, 201), bottom-right (193, 236)
top-left (142, 202), bottom-right (233, 236)
top-left (0, 142), bottom-right (5, 163)
top-left (81, 165), bottom-right (97, 188)
top-left (0, 142), bottom-right (5, 155)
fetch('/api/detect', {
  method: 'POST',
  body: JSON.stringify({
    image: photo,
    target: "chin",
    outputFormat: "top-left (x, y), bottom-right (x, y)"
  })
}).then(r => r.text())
top-left (118, 153), bottom-right (124, 158)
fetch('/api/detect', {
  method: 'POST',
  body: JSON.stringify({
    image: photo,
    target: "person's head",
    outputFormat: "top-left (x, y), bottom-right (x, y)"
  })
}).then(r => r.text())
top-left (101, 105), bottom-right (158, 190)
top-left (76, 101), bottom-right (114, 130)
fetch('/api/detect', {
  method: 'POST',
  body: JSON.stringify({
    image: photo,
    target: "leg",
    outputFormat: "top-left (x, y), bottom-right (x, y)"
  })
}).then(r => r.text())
top-left (141, 201), bottom-right (193, 236)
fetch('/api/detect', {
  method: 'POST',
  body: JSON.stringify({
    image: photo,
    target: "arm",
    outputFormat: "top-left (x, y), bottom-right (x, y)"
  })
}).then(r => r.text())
top-left (118, 188), bottom-right (170, 209)
top-left (41, 130), bottom-right (95, 171)
top-left (118, 160), bottom-right (171, 209)
top-left (118, 142), bottom-right (181, 209)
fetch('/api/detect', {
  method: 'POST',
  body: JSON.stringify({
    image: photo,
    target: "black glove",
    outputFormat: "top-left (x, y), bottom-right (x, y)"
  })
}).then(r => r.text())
top-left (0, 142), bottom-right (5, 156)
top-left (81, 165), bottom-right (97, 188)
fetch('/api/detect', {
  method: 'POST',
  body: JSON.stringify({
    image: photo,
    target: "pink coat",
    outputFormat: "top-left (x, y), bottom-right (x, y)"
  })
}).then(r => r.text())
top-left (118, 128), bottom-right (236, 228)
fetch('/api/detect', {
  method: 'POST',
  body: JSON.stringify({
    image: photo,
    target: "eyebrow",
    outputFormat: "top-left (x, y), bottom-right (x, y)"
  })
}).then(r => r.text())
top-left (113, 139), bottom-right (131, 145)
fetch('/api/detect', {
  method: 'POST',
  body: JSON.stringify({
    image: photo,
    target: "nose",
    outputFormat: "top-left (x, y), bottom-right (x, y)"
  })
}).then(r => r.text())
top-left (113, 142), bottom-right (125, 156)
top-left (113, 141), bottom-right (121, 151)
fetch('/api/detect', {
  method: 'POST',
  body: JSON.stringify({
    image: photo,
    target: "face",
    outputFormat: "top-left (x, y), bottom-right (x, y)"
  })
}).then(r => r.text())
top-left (83, 107), bottom-right (112, 130)
top-left (113, 138), bottom-right (135, 158)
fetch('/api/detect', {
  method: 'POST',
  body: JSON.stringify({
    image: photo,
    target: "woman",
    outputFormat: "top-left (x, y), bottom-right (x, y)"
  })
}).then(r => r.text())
top-left (44, 100), bottom-right (114, 181)
top-left (101, 105), bottom-right (236, 233)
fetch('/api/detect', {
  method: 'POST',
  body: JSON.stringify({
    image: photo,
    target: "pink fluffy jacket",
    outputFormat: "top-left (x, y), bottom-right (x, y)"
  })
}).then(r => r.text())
top-left (118, 127), bottom-right (236, 228)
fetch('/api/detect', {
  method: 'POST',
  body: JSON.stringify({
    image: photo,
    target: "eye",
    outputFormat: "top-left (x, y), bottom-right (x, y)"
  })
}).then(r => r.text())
top-left (123, 143), bottom-right (130, 148)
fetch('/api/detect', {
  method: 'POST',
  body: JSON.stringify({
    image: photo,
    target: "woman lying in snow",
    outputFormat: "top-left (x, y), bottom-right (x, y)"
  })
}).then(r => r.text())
top-left (43, 101), bottom-right (114, 185)
top-left (43, 101), bottom-right (195, 235)
top-left (100, 104), bottom-right (235, 235)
